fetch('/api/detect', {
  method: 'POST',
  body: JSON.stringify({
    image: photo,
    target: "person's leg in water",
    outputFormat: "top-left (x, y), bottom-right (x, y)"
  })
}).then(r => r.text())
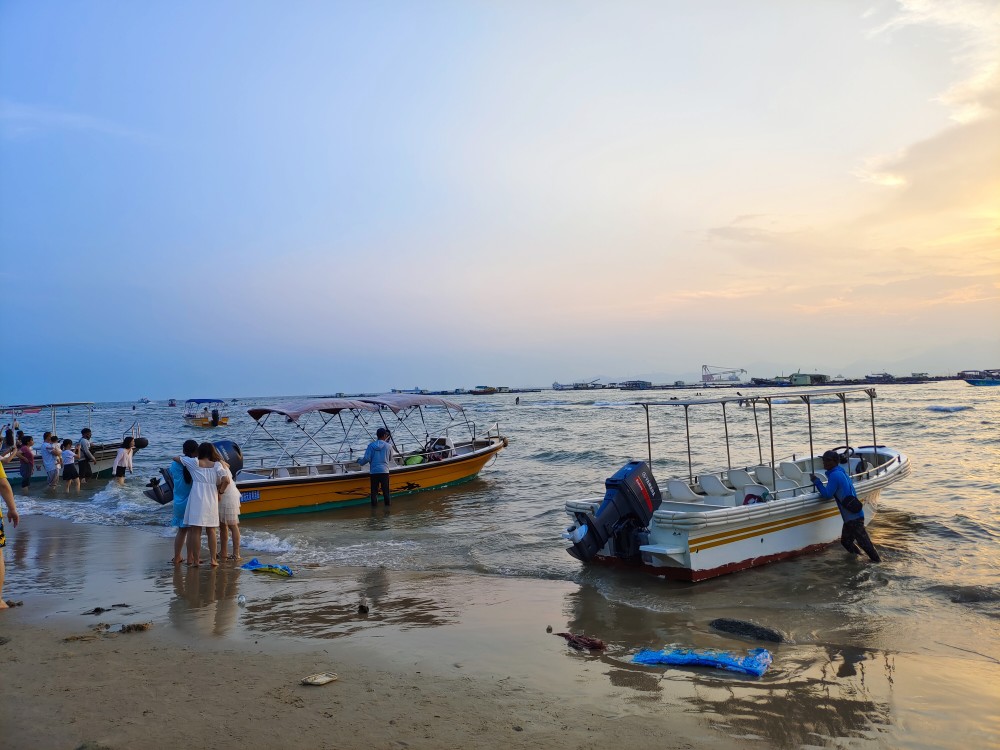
top-left (846, 519), bottom-right (881, 562)
top-left (369, 474), bottom-right (379, 507)
top-left (378, 474), bottom-right (391, 506)
top-left (172, 527), bottom-right (186, 565)
top-left (187, 526), bottom-right (203, 565)
top-left (228, 523), bottom-right (241, 560)
top-left (840, 522), bottom-right (863, 555)
top-left (207, 527), bottom-right (219, 567)
top-left (218, 522), bottom-right (229, 560)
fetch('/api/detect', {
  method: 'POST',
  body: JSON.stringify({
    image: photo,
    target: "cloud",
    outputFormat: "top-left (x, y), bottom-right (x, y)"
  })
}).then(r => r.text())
top-left (0, 99), bottom-right (151, 141)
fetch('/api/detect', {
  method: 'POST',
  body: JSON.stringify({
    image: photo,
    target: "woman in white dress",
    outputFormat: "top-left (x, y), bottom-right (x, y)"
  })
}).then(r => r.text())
top-left (217, 456), bottom-right (242, 561)
top-left (178, 442), bottom-right (228, 567)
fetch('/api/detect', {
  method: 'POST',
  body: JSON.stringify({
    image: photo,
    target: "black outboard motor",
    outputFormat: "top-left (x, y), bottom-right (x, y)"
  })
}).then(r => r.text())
top-left (565, 461), bottom-right (662, 563)
top-left (143, 469), bottom-right (174, 505)
top-left (142, 440), bottom-right (242, 505)
top-left (213, 440), bottom-right (243, 474)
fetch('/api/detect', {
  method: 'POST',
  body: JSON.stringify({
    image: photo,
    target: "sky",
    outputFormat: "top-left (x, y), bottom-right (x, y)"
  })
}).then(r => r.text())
top-left (1, 0), bottom-right (998, 402)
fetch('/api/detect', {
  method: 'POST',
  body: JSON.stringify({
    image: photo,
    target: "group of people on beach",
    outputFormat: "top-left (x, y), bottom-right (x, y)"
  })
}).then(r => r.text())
top-left (170, 440), bottom-right (241, 567)
top-left (0, 425), bottom-right (136, 491)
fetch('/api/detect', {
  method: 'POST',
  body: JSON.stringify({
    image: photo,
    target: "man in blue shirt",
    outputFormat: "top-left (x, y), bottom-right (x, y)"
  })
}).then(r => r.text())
top-left (359, 428), bottom-right (393, 507)
top-left (812, 450), bottom-right (880, 562)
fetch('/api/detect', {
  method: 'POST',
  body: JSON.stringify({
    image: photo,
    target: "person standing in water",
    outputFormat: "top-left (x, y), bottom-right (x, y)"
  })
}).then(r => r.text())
top-left (78, 428), bottom-right (96, 485)
top-left (359, 427), bottom-right (393, 507)
top-left (169, 440), bottom-right (199, 565)
top-left (811, 449), bottom-right (880, 562)
top-left (112, 436), bottom-right (134, 484)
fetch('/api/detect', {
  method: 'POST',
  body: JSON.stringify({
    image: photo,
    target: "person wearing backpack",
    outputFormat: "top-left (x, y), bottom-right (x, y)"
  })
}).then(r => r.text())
top-left (811, 450), bottom-right (880, 562)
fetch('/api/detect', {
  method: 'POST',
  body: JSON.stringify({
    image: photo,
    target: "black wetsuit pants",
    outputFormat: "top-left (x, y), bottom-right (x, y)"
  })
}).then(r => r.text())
top-left (369, 473), bottom-right (390, 507)
top-left (841, 519), bottom-right (880, 562)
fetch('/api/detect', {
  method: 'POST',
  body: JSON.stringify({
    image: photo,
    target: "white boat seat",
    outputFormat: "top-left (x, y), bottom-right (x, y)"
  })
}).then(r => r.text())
top-left (697, 474), bottom-right (735, 497)
top-left (235, 470), bottom-right (268, 481)
top-left (275, 467), bottom-right (290, 478)
top-left (753, 465), bottom-right (781, 486)
top-left (665, 479), bottom-right (703, 502)
top-left (727, 468), bottom-right (756, 489)
top-left (779, 461), bottom-right (806, 482)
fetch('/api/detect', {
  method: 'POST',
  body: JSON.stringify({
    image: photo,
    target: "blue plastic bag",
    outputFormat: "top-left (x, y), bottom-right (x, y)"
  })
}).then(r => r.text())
top-left (240, 557), bottom-right (294, 577)
top-left (632, 647), bottom-right (773, 677)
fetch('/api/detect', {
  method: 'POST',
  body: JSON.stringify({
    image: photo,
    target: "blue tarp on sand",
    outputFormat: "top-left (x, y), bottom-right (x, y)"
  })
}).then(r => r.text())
top-left (632, 647), bottom-right (773, 677)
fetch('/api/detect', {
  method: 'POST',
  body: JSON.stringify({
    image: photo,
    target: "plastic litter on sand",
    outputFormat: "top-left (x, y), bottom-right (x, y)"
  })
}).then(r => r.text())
top-left (240, 557), bottom-right (294, 577)
top-left (301, 672), bottom-right (338, 686)
top-left (632, 647), bottom-right (773, 677)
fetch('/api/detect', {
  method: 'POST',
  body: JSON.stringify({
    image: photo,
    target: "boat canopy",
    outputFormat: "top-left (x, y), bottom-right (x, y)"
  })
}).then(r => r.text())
top-left (2, 402), bottom-right (95, 411)
top-left (359, 394), bottom-right (464, 413)
top-left (636, 386), bottom-right (875, 408)
top-left (185, 398), bottom-right (226, 405)
top-left (247, 399), bottom-right (380, 422)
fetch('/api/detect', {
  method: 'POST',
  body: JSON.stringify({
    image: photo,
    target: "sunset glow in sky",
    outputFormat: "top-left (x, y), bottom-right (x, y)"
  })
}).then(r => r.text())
top-left (2, 1), bottom-right (998, 401)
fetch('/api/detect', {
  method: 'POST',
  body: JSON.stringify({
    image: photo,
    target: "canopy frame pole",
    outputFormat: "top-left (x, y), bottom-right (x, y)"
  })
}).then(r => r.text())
top-left (806, 396), bottom-right (814, 471)
top-left (751, 400), bottom-right (763, 465)
top-left (722, 402), bottom-right (732, 471)
top-left (867, 387), bottom-right (878, 465)
top-left (839, 392), bottom-right (849, 448)
top-left (644, 404), bottom-right (652, 466)
top-left (766, 397), bottom-right (776, 492)
top-left (684, 405), bottom-right (693, 483)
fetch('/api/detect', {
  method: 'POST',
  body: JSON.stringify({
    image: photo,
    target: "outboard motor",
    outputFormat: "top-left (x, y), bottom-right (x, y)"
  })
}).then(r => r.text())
top-left (211, 408), bottom-right (221, 427)
top-left (213, 440), bottom-right (243, 474)
top-left (143, 469), bottom-right (174, 505)
top-left (564, 461), bottom-right (662, 563)
top-left (134, 437), bottom-right (149, 451)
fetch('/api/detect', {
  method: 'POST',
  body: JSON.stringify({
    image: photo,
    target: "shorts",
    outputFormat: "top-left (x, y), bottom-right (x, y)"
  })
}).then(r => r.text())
top-left (63, 464), bottom-right (80, 481)
top-left (46, 469), bottom-right (59, 485)
top-left (78, 460), bottom-right (94, 479)
top-left (115, 466), bottom-right (126, 478)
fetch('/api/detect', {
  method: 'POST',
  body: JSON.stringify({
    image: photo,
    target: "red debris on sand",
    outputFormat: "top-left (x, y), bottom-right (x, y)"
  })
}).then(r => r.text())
top-left (556, 632), bottom-right (606, 651)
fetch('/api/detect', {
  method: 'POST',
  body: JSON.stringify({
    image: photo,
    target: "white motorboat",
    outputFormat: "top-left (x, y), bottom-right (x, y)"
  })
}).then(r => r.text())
top-left (562, 387), bottom-right (910, 581)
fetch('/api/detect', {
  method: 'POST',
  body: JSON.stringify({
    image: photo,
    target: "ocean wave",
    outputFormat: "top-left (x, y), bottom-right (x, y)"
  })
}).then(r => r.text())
top-left (926, 405), bottom-right (973, 413)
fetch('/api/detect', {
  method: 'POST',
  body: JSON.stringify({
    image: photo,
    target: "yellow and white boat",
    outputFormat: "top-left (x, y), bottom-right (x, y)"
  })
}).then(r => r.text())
top-left (562, 387), bottom-right (909, 581)
top-left (146, 394), bottom-right (507, 517)
top-left (183, 399), bottom-right (230, 427)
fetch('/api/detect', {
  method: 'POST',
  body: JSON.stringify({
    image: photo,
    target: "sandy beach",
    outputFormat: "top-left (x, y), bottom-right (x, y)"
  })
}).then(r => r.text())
top-left (2, 516), bottom-right (716, 750)
top-left (3, 514), bottom-right (999, 750)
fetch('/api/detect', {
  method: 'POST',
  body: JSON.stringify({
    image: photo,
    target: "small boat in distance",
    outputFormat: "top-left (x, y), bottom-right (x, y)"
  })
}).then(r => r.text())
top-left (144, 394), bottom-right (507, 517)
top-left (561, 386), bottom-right (909, 582)
top-left (469, 385), bottom-right (498, 395)
top-left (961, 369), bottom-right (1000, 386)
top-left (167, 399), bottom-right (177, 407)
top-left (182, 399), bottom-right (229, 427)
top-left (138, 397), bottom-right (151, 404)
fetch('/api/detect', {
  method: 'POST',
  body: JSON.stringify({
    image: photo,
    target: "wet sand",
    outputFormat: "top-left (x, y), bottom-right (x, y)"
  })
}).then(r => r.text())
top-left (2, 516), bottom-right (998, 749)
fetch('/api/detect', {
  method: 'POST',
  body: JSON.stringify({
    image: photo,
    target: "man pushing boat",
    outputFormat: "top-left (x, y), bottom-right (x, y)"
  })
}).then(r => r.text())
top-left (812, 450), bottom-right (881, 563)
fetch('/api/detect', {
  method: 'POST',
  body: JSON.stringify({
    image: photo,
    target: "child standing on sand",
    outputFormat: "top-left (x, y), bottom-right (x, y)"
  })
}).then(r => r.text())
top-left (216, 449), bottom-right (242, 561)
top-left (61, 439), bottom-right (80, 492)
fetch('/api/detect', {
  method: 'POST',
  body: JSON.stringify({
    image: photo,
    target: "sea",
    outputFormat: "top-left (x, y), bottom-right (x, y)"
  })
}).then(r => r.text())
top-left (8, 380), bottom-right (1000, 747)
